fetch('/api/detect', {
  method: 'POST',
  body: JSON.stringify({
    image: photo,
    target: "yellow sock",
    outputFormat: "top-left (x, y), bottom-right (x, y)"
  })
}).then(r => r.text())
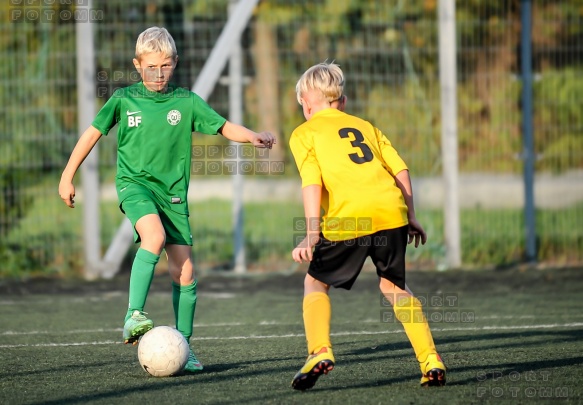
top-left (303, 292), bottom-right (332, 354)
top-left (393, 295), bottom-right (436, 364)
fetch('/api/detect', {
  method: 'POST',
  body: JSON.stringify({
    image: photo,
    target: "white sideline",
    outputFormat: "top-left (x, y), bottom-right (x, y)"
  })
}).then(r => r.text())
top-left (1, 322), bottom-right (582, 349)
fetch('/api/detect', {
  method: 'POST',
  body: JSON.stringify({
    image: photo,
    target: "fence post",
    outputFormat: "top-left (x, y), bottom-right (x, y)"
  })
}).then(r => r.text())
top-left (229, 0), bottom-right (246, 273)
top-left (76, 0), bottom-right (101, 280)
top-left (438, 0), bottom-right (461, 269)
top-left (521, 0), bottom-right (537, 263)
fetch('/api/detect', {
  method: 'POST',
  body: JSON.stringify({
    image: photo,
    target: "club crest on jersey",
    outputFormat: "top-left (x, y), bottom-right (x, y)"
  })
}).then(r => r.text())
top-left (167, 110), bottom-right (181, 126)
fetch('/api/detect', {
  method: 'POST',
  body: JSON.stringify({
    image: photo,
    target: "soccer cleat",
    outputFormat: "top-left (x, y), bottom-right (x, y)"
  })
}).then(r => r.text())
top-left (420, 353), bottom-right (446, 387)
top-left (123, 310), bottom-right (153, 345)
top-left (183, 349), bottom-right (203, 373)
top-left (291, 347), bottom-right (335, 390)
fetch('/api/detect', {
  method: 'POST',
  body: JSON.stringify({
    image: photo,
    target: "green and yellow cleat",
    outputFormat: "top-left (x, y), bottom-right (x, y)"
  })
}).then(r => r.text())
top-left (123, 310), bottom-right (153, 345)
top-left (420, 353), bottom-right (446, 387)
top-left (292, 347), bottom-right (335, 391)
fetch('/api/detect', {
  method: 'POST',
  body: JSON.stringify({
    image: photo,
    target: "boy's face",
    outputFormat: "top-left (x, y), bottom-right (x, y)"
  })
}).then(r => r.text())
top-left (133, 52), bottom-right (177, 92)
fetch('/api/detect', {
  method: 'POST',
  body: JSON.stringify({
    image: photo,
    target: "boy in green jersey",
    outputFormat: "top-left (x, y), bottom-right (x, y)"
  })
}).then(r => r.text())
top-left (59, 27), bottom-right (275, 373)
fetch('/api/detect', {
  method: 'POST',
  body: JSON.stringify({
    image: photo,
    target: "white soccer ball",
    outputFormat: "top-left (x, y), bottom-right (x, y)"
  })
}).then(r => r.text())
top-left (138, 326), bottom-right (190, 377)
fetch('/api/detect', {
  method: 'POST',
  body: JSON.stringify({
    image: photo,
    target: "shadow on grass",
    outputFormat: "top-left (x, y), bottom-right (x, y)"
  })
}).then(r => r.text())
top-left (0, 360), bottom-right (126, 380)
top-left (18, 354), bottom-right (301, 405)
top-left (14, 327), bottom-right (583, 405)
top-left (440, 328), bottom-right (583, 352)
top-left (337, 326), bottom-right (583, 360)
top-left (450, 356), bottom-right (583, 385)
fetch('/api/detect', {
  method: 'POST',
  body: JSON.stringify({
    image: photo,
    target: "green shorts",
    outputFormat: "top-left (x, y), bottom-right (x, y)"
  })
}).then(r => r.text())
top-left (119, 184), bottom-right (192, 246)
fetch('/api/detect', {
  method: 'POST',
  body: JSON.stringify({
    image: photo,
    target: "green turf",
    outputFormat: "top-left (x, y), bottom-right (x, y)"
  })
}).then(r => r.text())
top-left (0, 267), bottom-right (582, 404)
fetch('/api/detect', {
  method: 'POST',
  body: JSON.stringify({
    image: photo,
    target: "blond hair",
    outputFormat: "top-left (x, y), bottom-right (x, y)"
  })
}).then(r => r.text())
top-left (295, 62), bottom-right (344, 104)
top-left (135, 26), bottom-right (177, 59)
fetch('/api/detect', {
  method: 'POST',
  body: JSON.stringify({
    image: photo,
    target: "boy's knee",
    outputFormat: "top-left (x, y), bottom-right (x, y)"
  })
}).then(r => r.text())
top-left (140, 229), bottom-right (166, 251)
top-left (152, 229), bottom-right (166, 246)
top-left (172, 265), bottom-right (195, 286)
top-left (167, 253), bottom-right (195, 285)
top-left (304, 274), bottom-right (329, 294)
top-left (379, 277), bottom-right (397, 292)
top-left (380, 278), bottom-right (410, 305)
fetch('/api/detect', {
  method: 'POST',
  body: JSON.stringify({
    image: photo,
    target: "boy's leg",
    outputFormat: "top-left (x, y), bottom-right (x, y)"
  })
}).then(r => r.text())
top-left (372, 227), bottom-right (445, 386)
top-left (292, 235), bottom-right (369, 390)
top-left (380, 279), bottom-right (446, 386)
top-left (125, 248), bottom-right (160, 322)
top-left (123, 213), bottom-right (164, 344)
top-left (303, 275), bottom-right (332, 355)
top-left (172, 280), bottom-right (197, 341)
top-left (292, 275), bottom-right (335, 391)
top-left (166, 244), bottom-right (202, 372)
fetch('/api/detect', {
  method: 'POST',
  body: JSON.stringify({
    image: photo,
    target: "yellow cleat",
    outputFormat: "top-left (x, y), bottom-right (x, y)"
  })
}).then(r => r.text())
top-left (420, 353), bottom-right (446, 387)
top-left (292, 347), bottom-right (335, 391)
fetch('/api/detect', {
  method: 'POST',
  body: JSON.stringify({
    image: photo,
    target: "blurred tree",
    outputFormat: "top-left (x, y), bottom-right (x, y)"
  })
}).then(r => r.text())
top-left (0, 1), bottom-right (76, 236)
top-left (253, 2), bottom-right (284, 162)
top-left (162, 0), bottom-right (188, 87)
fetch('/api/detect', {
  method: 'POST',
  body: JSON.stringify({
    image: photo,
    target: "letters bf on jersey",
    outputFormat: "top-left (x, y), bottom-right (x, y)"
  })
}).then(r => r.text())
top-left (127, 110), bottom-right (142, 127)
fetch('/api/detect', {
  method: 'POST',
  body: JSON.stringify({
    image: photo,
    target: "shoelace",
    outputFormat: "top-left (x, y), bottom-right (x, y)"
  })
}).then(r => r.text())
top-left (132, 311), bottom-right (149, 320)
top-left (188, 352), bottom-right (200, 364)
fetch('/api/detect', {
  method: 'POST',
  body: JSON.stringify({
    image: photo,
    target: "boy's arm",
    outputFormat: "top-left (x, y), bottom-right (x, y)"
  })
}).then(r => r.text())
top-left (292, 184), bottom-right (322, 263)
top-left (58, 125), bottom-right (103, 208)
top-left (394, 169), bottom-right (427, 248)
top-left (219, 121), bottom-right (275, 149)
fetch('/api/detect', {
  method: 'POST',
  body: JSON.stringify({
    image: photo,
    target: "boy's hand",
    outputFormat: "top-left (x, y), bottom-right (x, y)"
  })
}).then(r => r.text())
top-left (59, 181), bottom-right (76, 208)
top-left (407, 218), bottom-right (427, 248)
top-left (251, 131), bottom-right (275, 149)
top-left (292, 233), bottom-right (320, 263)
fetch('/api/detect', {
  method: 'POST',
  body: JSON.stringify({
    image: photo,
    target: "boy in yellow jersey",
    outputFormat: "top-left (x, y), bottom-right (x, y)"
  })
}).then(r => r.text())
top-left (289, 62), bottom-right (445, 390)
top-left (59, 27), bottom-right (274, 373)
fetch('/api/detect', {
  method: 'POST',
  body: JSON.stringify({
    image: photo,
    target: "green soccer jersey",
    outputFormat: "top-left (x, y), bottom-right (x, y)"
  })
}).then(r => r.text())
top-left (92, 82), bottom-right (226, 214)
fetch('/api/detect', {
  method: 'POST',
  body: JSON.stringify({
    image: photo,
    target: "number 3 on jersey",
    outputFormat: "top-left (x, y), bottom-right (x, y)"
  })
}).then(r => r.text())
top-left (339, 128), bottom-right (373, 164)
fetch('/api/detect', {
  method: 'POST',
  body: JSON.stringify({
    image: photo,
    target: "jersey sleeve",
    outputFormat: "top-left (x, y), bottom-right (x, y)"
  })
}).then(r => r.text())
top-left (374, 127), bottom-right (408, 176)
top-left (191, 93), bottom-right (227, 135)
top-left (91, 89), bottom-right (122, 136)
top-left (289, 128), bottom-right (322, 188)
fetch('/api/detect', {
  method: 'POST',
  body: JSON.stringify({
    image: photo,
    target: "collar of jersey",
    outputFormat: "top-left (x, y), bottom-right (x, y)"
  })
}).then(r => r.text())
top-left (312, 107), bottom-right (342, 119)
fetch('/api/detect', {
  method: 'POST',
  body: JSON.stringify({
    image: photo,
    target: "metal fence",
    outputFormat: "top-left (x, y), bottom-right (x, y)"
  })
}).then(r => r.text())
top-left (1, 0), bottom-right (581, 278)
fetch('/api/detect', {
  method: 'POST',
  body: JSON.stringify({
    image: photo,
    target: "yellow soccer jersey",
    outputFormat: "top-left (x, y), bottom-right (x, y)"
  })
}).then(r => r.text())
top-left (290, 108), bottom-right (409, 241)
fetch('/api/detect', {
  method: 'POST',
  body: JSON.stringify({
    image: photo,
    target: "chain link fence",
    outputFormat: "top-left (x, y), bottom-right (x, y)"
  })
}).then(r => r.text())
top-left (1, 0), bottom-right (581, 277)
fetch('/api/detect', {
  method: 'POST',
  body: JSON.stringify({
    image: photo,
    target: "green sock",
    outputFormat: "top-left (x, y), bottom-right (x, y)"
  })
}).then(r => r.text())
top-left (172, 280), bottom-right (197, 342)
top-left (124, 248), bottom-right (160, 322)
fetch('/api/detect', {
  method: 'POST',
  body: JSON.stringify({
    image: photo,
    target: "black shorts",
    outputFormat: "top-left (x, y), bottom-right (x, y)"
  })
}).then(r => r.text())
top-left (308, 226), bottom-right (408, 290)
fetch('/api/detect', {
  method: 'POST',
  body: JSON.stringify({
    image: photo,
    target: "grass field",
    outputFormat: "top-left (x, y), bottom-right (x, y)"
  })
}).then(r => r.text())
top-left (4, 195), bottom-right (582, 278)
top-left (1, 266), bottom-right (582, 404)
